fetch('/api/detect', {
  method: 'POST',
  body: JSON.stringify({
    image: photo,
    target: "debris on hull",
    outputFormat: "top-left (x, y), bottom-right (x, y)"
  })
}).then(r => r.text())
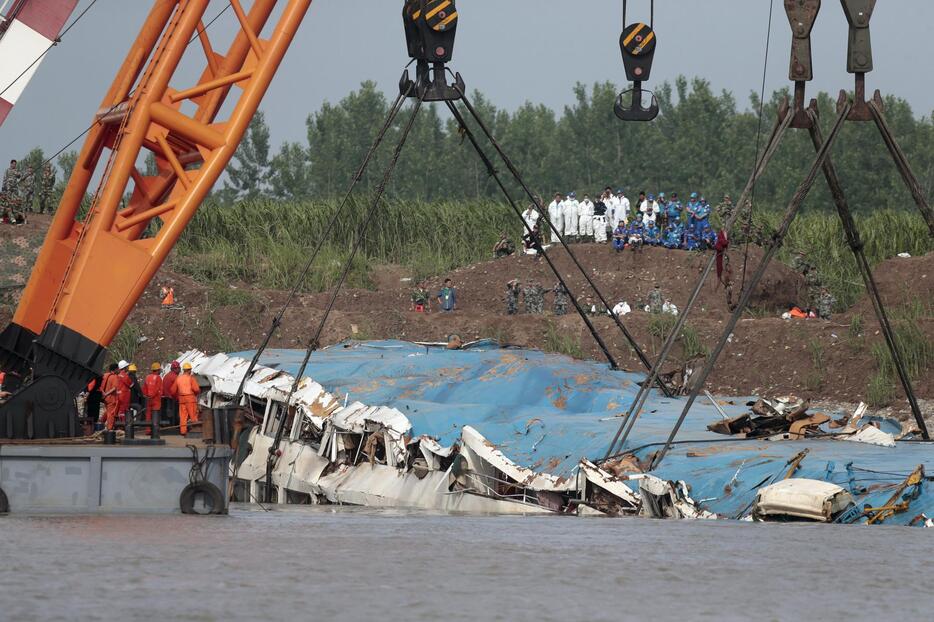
top-left (177, 341), bottom-right (932, 525)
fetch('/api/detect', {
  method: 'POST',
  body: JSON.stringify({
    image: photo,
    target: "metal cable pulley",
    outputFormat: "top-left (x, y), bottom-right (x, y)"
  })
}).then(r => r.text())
top-left (615, 0), bottom-right (659, 121)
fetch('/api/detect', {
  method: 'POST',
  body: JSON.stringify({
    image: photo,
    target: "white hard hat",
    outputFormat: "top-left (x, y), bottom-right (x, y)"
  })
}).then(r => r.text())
top-left (118, 360), bottom-right (129, 370)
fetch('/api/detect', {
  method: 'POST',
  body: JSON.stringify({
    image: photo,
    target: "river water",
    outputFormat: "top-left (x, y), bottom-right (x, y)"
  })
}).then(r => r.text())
top-left (1, 505), bottom-right (930, 621)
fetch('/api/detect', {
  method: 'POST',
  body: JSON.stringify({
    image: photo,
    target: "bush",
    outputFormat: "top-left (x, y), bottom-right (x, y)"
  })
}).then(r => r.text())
top-left (543, 322), bottom-right (584, 359)
top-left (680, 324), bottom-right (710, 360)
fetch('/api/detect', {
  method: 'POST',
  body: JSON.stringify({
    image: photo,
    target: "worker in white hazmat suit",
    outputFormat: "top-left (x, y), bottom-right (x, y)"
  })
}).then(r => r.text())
top-left (547, 193), bottom-right (564, 244)
top-left (615, 189), bottom-right (631, 226)
top-left (521, 202), bottom-right (540, 237)
top-left (562, 192), bottom-right (580, 240)
top-left (578, 194), bottom-right (595, 241)
top-left (640, 193), bottom-right (660, 227)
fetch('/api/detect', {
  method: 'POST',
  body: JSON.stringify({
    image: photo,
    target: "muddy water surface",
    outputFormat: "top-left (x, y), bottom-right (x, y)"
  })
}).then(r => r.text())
top-left (1, 506), bottom-right (930, 621)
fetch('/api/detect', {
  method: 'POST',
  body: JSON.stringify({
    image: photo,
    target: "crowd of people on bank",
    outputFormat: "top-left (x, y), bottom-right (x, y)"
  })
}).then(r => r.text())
top-left (0, 159), bottom-right (57, 224)
top-left (523, 187), bottom-right (723, 252)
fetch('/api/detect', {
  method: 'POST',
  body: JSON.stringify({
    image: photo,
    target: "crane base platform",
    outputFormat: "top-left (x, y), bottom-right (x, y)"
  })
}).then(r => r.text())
top-left (0, 439), bottom-right (231, 515)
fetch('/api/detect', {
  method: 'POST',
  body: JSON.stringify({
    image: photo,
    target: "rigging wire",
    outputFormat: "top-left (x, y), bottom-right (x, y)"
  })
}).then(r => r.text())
top-left (0, 0), bottom-right (100, 100)
top-left (262, 90), bottom-right (428, 503)
top-left (446, 69), bottom-right (668, 392)
top-left (740, 0), bottom-right (775, 293)
top-left (231, 83), bottom-right (412, 404)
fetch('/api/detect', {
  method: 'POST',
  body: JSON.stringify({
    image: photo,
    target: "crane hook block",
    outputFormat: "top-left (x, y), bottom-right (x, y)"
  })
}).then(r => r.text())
top-left (403, 0), bottom-right (458, 64)
top-left (620, 22), bottom-right (657, 83)
top-left (784, 0), bottom-right (821, 82)
top-left (615, 22), bottom-right (659, 122)
top-left (840, 0), bottom-right (876, 74)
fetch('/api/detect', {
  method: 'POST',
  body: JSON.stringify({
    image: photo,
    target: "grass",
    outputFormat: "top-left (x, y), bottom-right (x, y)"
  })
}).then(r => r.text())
top-left (867, 371), bottom-right (895, 408)
top-left (175, 199), bottom-right (931, 309)
top-left (543, 321), bottom-right (584, 359)
top-left (733, 208), bottom-right (933, 310)
top-left (680, 324), bottom-right (710, 360)
top-left (848, 313), bottom-right (863, 338)
top-left (806, 340), bottom-right (825, 391)
top-left (647, 314), bottom-right (709, 360)
top-left (647, 314), bottom-right (678, 340)
top-left (196, 312), bottom-right (236, 353)
top-left (174, 196), bottom-right (515, 292)
top-left (208, 284), bottom-right (257, 308)
top-left (865, 302), bottom-right (933, 406)
top-left (109, 322), bottom-right (143, 364)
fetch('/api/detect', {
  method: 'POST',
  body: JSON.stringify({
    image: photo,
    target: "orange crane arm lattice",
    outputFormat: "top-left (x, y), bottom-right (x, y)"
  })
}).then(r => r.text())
top-left (2, 0), bottom-right (311, 386)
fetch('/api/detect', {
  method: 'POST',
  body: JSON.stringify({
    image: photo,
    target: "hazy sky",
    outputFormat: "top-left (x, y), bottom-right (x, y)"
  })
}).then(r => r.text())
top-left (2, 0), bottom-right (933, 165)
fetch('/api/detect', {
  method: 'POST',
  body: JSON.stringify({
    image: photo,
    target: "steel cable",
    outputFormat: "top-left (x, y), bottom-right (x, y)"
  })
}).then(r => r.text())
top-left (262, 89), bottom-right (427, 503)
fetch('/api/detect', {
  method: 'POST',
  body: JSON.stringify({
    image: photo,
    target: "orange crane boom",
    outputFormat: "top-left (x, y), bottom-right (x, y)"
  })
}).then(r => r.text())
top-left (1, 0), bottom-right (312, 438)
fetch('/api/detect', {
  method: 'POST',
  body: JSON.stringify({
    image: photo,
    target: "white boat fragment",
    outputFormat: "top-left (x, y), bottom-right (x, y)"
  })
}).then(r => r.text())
top-left (753, 479), bottom-right (855, 522)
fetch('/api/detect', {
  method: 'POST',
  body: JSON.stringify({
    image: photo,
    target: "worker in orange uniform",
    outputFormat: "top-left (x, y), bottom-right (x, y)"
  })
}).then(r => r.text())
top-left (160, 285), bottom-right (175, 306)
top-left (101, 363), bottom-right (121, 430)
top-left (142, 363), bottom-right (164, 429)
top-left (116, 360), bottom-right (132, 425)
top-left (171, 362), bottom-right (201, 437)
top-left (162, 361), bottom-right (180, 426)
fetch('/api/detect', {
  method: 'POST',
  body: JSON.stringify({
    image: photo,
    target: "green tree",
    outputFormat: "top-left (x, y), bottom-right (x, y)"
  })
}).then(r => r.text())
top-left (220, 110), bottom-right (272, 201)
top-left (305, 81), bottom-right (391, 197)
top-left (270, 142), bottom-right (312, 200)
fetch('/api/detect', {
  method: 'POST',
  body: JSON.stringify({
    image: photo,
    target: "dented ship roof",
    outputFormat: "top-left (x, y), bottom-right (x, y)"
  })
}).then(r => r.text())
top-left (200, 340), bottom-right (931, 524)
top-left (232, 340), bottom-right (743, 478)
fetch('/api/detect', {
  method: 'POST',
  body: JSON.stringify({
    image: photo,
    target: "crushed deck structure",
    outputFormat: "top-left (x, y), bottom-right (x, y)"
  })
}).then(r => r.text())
top-left (179, 341), bottom-right (931, 525)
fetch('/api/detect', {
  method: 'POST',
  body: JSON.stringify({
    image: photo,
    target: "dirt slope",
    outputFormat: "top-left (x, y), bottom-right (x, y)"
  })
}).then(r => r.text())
top-left (2, 216), bottom-right (932, 414)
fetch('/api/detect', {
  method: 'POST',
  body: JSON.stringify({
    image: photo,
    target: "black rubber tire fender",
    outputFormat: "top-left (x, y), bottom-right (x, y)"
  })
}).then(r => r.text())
top-left (0, 488), bottom-right (9, 514)
top-left (179, 481), bottom-right (225, 515)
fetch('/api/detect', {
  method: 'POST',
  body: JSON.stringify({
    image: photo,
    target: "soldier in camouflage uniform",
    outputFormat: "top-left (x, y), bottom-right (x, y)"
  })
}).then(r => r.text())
top-left (1, 160), bottom-right (22, 219)
top-left (523, 282), bottom-right (546, 315)
top-left (816, 287), bottom-right (835, 320)
top-left (410, 283), bottom-right (431, 312)
top-left (552, 282), bottom-right (569, 316)
top-left (719, 195), bottom-right (772, 247)
top-left (38, 163), bottom-right (56, 214)
top-left (505, 279), bottom-right (521, 315)
top-left (715, 195), bottom-right (734, 228)
top-left (791, 250), bottom-right (823, 308)
top-left (647, 284), bottom-right (664, 314)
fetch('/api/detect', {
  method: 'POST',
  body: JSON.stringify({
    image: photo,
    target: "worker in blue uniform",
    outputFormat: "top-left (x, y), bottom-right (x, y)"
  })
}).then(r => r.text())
top-left (700, 224), bottom-right (718, 249)
top-left (662, 221), bottom-right (684, 249)
top-left (693, 196), bottom-right (712, 238)
top-left (666, 192), bottom-right (682, 227)
top-left (643, 220), bottom-right (662, 246)
top-left (686, 192), bottom-right (702, 238)
top-left (612, 220), bottom-right (628, 252)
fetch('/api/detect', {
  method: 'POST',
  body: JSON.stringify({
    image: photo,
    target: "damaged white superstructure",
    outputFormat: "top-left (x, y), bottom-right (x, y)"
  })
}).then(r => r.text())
top-left (179, 350), bottom-right (713, 518)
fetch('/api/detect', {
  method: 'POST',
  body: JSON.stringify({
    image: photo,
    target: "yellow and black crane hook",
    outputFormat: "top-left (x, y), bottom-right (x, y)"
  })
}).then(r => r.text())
top-left (401, 0), bottom-right (464, 101)
top-left (615, 0), bottom-right (660, 121)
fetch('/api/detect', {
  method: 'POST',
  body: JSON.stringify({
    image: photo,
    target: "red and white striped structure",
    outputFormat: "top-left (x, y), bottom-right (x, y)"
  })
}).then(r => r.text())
top-left (0, 0), bottom-right (78, 127)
